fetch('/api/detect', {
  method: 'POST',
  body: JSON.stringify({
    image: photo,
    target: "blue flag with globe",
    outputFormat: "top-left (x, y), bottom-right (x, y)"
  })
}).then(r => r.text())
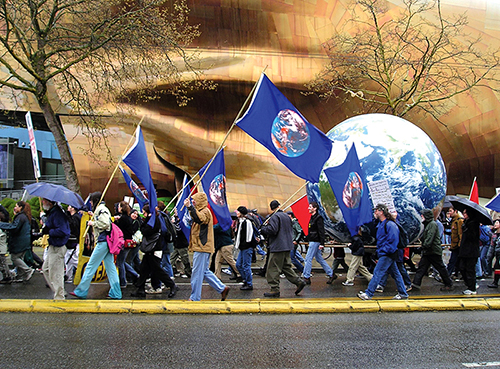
top-left (119, 165), bottom-right (148, 211)
top-left (236, 73), bottom-right (332, 183)
top-left (122, 127), bottom-right (157, 227)
top-left (199, 149), bottom-right (232, 231)
top-left (324, 144), bottom-right (372, 237)
top-left (175, 174), bottom-right (192, 242)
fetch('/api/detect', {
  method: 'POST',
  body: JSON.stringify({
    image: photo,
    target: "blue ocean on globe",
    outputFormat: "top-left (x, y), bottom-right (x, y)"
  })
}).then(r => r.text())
top-left (307, 113), bottom-right (447, 243)
top-left (271, 109), bottom-right (310, 157)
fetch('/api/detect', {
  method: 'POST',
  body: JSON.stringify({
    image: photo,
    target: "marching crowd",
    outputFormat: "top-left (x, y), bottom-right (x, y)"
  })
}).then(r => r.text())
top-left (0, 193), bottom-right (497, 301)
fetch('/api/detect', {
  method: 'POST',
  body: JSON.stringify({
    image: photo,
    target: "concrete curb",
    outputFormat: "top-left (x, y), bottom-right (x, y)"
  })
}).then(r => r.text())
top-left (0, 297), bottom-right (499, 314)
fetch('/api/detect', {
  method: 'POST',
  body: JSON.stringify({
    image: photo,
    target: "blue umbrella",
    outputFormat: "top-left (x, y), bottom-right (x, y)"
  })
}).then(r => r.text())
top-left (24, 182), bottom-right (84, 209)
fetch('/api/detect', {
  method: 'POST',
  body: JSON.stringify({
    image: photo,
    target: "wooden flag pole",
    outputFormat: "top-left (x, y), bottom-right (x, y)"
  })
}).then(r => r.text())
top-left (170, 67), bottom-right (268, 211)
top-left (261, 181), bottom-right (309, 226)
top-left (82, 116), bottom-right (145, 238)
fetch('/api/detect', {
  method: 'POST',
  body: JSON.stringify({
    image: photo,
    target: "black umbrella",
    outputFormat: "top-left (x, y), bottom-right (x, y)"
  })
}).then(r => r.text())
top-left (448, 195), bottom-right (493, 225)
top-left (442, 196), bottom-right (453, 209)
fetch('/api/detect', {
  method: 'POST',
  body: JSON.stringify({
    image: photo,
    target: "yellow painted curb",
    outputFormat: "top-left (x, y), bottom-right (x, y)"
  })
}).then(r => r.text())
top-left (0, 297), bottom-right (499, 314)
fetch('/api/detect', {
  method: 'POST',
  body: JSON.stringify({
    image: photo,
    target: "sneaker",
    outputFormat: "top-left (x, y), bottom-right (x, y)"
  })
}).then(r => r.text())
top-left (462, 289), bottom-right (477, 295)
top-left (326, 274), bottom-right (338, 284)
top-left (12, 278), bottom-right (24, 283)
top-left (375, 285), bottom-right (384, 293)
top-left (393, 294), bottom-right (408, 300)
top-left (145, 287), bottom-right (163, 294)
top-left (342, 281), bottom-right (354, 286)
top-left (487, 283), bottom-right (498, 288)
top-left (222, 268), bottom-right (232, 275)
top-left (357, 291), bottom-right (371, 300)
top-left (180, 274), bottom-right (189, 279)
top-left (24, 268), bottom-right (34, 282)
top-left (411, 283), bottom-right (421, 290)
top-left (279, 274), bottom-right (285, 279)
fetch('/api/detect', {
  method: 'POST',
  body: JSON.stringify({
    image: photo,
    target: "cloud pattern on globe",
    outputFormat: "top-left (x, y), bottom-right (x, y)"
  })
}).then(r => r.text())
top-left (271, 109), bottom-right (310, 157)
top-left (209, 174), bottom-right (227, 207)
top-left (307, 113), bottom-right (447, 243)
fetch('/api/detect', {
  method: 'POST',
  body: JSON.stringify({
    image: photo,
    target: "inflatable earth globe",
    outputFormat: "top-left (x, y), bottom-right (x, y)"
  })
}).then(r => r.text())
top-left (307, 113), bottom-right (447, 243)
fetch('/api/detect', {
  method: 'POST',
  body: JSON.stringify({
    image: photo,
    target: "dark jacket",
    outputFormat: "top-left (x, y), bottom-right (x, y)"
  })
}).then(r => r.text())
top-left (67, 211), bottom-right (82, 248)
top-left (45, 205), bottom-right (70, 247)
top-left (173, 216), bottom-right (189, 249)
top-left (115, 213), bottom-right (135, 240)
top-left (307, 212), bottom-right (325, 244)
top-left (260, 210), bottom-right (293, 253)
top-left (235, 218), bottom-right (255, 250)
top-left (459, 218), bottom-right (480, 258)
top-left (0, 212), bottom-right (31, 254)
top-left (214, 223), bottom-right (233, 251)
top-left (140, 214), bottom-right (163, 253)
top-left (349, 235), bottom-right (365, 256)
top-left (420, 209), bottom-right (443, 256)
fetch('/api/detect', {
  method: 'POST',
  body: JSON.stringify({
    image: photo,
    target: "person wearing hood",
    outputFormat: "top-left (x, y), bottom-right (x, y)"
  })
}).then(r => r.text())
top-left (412, 209), bottom-right (453, 291)
top-left (184, 192), bottom-right (230, 301)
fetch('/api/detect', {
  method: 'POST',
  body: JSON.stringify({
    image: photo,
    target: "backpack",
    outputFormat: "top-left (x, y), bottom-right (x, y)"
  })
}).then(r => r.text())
top-left (107, 223), bottom-right (125, 255)
top-left (385, 220), bottom-right (409, 249)
top-left (480, 225), bottom-right (491, 246)
top-left (159, 212), bottom-right (176, 244)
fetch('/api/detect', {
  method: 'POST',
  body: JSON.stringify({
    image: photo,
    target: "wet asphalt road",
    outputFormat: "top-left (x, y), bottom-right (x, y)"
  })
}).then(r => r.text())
top-left (2, 310), bottom-right (500, 368)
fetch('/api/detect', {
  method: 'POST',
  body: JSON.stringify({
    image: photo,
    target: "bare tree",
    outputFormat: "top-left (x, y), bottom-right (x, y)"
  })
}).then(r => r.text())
top-left (306, 0), bottom-right (500, 124)
top-left (0, 0), bottom-right (212, 193)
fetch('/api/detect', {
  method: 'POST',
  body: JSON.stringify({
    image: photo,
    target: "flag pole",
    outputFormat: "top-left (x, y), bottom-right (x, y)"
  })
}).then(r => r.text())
top-left (190, 68), bottom-right (267, 195)
top-left (261, 181), bottom-right (309, 226)
top-left (83, 116), bottom-right (145, 238)
top-left (171, 66), bottom-right (268, 210)
top-left (469, 176), bottom-right (477, 199)
top-left (97, 116), bottom-right (145, 207)
top-left (283, 193), bottom-right (308, 211)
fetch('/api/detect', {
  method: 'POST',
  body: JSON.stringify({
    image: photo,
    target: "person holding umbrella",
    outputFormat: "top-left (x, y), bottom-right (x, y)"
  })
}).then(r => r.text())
top-left (449, 196), bottom-right (493, 295)
top-left (458, 208), bottom-right (481, 295)
top-left (41, 198), bottom-right (70, 300)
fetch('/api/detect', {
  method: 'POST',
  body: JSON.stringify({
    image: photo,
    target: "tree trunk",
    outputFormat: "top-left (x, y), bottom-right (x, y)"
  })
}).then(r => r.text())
top-left (36, 95), bottom-right (81, 195)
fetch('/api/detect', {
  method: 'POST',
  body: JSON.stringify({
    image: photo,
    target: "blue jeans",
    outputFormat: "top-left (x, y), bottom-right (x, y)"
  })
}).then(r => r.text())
top-left (379, 261), bottom-right (411, 288)
top-left (116, 248), bottom-right (139, 287)
top-left (365, 255), bottom-right (408, 298)
top-left (161, 252), bottom-right (173, 278)
top-left (290, 248), bottom-right (304, 273)
top-left (73, 241), bottom-right (122, 299)
top-left (480, 245), bottom-right (491, 276)
top-left (303, 241), bottom-right (333, 279)
top-left (236, 248), bottom-right (253, 286)
top-left (190, 252), bottom-right (226, 301)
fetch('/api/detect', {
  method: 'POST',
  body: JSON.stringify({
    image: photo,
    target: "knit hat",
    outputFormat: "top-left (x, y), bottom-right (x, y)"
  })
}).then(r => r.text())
top-left (237, 206), bottom-right (248, 215)
top-left (270, 200), bottom-right (280, 210)
top-left (373, 203), bottom-right (388, 213)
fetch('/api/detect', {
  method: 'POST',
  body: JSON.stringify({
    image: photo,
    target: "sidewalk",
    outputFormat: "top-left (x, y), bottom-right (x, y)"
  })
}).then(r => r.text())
top-left (1, 259), bottom-right (499, 314)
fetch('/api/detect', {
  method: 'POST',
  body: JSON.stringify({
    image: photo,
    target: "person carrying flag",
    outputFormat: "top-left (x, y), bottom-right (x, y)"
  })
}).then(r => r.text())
top-left (260, 200), bottom-right (306, 298)
top-left (184, 193), bottom-right (230, 301)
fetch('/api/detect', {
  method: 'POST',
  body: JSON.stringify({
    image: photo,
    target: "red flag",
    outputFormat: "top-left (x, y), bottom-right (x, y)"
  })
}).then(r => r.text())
top-left (290, 195), bottom-right (311, 236)
top-left (469, 177), bottom-right (479, 204)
